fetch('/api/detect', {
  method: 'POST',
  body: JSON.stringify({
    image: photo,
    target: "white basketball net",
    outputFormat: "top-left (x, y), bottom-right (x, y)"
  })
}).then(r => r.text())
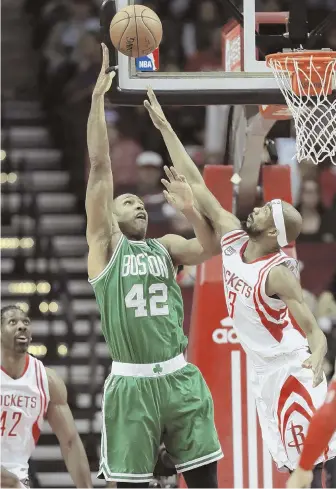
top-left (268, 54), bottom-right (336, 165)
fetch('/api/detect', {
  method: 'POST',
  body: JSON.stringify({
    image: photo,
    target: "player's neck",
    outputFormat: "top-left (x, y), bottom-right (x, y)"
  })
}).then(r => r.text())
top-left (244, 239), bottom-right (279, 262)
top-left (1, 349), bottom-right (27, 379)
top-left (126, 234), bottom-right (146, 241)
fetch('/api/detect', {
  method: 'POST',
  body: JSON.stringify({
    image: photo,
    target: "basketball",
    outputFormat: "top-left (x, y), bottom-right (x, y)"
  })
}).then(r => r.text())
top-left (110, 5), bottom-right (162, 58)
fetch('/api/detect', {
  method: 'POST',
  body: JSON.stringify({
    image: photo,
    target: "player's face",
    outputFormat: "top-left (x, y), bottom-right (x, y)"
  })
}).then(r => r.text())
top-left (243, 203), bottom-right (274, 238)
top-left (114, 194), bottom-right (148, 240)
top-left (1, 309), bottom-right (32, 354)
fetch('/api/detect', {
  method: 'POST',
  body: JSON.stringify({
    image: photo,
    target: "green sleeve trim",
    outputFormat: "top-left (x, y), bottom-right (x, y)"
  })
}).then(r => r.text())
top-left (88, 235), bottom-right (124, 286)
top-left (154, 239), bottom-right (177, 278)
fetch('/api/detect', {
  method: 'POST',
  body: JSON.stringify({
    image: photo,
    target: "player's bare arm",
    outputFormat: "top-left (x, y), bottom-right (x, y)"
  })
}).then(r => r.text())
top-left (159, 166), bottom-right (221, 265)
top-left (45, 368), bottom-right (92, 488)
top-left (1, 466), bottom-right (21, 488)
top-left (144, 87), bottom-right (240, 237)
top-left (86, 43), bottom-right (121, 279)
top-left (266, 265), bottom-right (327, 387)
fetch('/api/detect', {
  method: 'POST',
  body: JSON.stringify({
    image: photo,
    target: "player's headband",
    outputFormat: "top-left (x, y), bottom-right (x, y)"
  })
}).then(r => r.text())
top-left (271, 199), bottom-right (288, 247)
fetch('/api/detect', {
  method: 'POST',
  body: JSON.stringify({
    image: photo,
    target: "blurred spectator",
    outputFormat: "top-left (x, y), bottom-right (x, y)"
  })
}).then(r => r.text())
top-left (136, 152), bottom-right (164, 202)
top-left (182, 0), bottom-right (223, 63)
top-left (302, 289), bottom-right (318, 315)
top-left (62, 31), bottom-right (101, 104)
top-left (319, 164), bottom-right (336, 209)
top-left (43, 0), bottom-right (99, 76)
top-left (185, 28), bottom-right (223, 72)
top-left (58, 32), bottom-right (101, 172)
top-left (133, 151), bottom-right (168, 223)
top-left (108, 117), bottom-right (143, 194)
top-left (296, 179), bottom-right (334, 243)
top-left (162, 203), bottom-right (194, 238)
top-left (259, 0), bottom-right (281, 12)
top-left (317, 272), bottom-right (336, 380)
top-left (185, 145), bottom-right (205, 173)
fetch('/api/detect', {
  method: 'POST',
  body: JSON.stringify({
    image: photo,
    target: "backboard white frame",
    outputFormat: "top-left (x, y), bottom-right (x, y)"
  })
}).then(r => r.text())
top-left (243, 0), bottom-right (274, 73)
top-left (116, 0), bottom-right (280, 93)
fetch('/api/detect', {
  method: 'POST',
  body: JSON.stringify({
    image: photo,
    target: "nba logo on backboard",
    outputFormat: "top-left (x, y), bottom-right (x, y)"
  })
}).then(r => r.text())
top-left (135, 48), bottom-right (159, 72)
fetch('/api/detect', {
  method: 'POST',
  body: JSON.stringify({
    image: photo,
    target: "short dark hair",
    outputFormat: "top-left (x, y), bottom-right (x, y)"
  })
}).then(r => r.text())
top-left (1, 305), bottom-right (25, 325)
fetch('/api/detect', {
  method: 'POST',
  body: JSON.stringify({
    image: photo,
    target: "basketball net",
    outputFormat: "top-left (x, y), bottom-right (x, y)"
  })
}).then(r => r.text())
top-left (267, 51), bottom-right (336, 165)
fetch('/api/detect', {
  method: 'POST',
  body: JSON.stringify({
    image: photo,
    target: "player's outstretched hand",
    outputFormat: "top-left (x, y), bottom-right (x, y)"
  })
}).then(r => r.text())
top-left (144, 86), bottom-right (170, 130)
top-left (286, 467), bottom-right (313, 488)
top-left (161, 166), bottom-right (194, 212)
top-left (302, 352), bottom-right (324, 387)
top-left (92, 44), bottom-right (115, 97)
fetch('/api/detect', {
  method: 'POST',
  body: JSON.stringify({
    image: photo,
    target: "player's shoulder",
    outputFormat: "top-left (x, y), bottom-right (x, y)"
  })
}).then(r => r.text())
top-left (268, 259), bottom-right (298, 281)
top-left (45, 366), bottom-right (63, 384)
top-left (45, 367), bottom-right (67, 402)
top-left (266, 257), bottom-right (301, 297)
top-left (221, 229), bottom-right (248, 249)
top-left (156, 234), bottom-right (180, 253)
top-left (274, 255), bottom-right (300, 278)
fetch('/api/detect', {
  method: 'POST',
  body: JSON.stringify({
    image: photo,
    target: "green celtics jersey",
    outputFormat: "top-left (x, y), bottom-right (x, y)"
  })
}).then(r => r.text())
top-left (89, 235), bottom-right (187, 363)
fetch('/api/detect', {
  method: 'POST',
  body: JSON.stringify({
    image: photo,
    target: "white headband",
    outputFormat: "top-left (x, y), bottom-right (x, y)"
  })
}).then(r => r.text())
top-left (271, 199), bottom-right (288, 247)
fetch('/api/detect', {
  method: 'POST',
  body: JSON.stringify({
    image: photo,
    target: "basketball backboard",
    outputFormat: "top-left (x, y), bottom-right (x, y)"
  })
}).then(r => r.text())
top-left (105, 0), bottom-right (336, 106)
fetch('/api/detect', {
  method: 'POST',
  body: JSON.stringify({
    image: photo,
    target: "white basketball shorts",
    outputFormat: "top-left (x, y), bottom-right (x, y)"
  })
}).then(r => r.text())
top-left (250, 348), bottom-right (336, 471)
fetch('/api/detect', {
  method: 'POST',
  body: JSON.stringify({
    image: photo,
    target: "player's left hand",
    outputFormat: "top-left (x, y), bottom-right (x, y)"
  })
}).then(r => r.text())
top-left (161, 166), bottom-right (194, 212)
top-left (92, 44), bottom-right (115, 97)
top-left (302, 351), bottom-right (324, 387)
top-left (286, 467), bottom-right (313, 488)
top-left (144, 87), bottom-right (170, 130)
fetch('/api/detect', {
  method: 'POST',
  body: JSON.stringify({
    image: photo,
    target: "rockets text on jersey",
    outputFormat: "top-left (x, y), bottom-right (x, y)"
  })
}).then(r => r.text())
top-left (220, 230), bottom-right (307, 366)
top-left (1, 354), bottom-right (50, 481)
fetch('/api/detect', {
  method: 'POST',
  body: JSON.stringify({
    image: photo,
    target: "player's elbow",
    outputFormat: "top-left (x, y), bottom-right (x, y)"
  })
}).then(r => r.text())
top-left (89, 155), bottom-right (111, 171)
top-left (59, 430), bottom-right (80, 453)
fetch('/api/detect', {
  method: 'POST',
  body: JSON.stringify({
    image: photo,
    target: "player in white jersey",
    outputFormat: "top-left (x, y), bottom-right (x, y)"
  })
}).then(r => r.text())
top-left (143, 88), bottom-right (336, 486)
top-left (1, 305), bottom-right (92, 488)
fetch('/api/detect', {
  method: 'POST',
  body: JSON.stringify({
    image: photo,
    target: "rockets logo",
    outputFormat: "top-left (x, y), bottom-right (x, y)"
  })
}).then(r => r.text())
top-left (287, 422), bottom-right (305, 454)
top-left (135, 48), bottom-right (159, 72)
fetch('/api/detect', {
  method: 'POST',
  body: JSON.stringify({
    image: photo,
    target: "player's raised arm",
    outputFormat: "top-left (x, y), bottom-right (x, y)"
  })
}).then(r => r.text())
top-left (86, 44), bottom-right (121, 279)
top-left (159, 166), bottom-right (221, 265)
top-left (45, 368), bottom-right (92, 488)
top-left (266, 264), bottom-right (327, 387)
top-left (144, 87), bottom-right (240, 237)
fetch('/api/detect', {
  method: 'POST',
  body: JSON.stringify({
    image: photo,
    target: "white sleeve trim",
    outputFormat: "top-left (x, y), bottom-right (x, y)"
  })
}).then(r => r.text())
top-left (221, 229), bottom-right (246, 247)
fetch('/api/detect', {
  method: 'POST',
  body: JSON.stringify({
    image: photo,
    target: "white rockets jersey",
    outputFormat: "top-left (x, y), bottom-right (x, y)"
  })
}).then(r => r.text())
top-left (221, 230), bottom-right (308, 366)
top-left (1, 354), bottom-right (50, 481)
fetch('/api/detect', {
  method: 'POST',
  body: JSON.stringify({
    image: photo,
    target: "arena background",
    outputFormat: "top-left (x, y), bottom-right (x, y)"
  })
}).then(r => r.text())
top-left (1, 0), bottom-right (336, 487)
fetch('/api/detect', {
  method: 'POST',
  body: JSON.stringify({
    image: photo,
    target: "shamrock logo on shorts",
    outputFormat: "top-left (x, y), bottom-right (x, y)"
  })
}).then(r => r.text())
top-left (153, 364), bottom-right (163, 374)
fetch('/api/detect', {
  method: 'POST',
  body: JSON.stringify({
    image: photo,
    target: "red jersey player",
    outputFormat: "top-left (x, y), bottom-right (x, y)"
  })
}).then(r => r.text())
top-left (1, 305), bottom-right (92, 488)
top-left (287, 369), bottom-right (336, 488)
top-left (144, 89), bottom-right (336, 484)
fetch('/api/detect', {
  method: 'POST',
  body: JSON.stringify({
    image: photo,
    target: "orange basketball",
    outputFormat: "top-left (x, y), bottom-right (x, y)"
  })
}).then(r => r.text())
top-left (110, 5), bottom-right (162, 58)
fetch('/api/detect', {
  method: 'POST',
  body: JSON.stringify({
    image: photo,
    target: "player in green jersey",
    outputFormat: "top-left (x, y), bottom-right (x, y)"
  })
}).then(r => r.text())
top-left (86, 45), bottom-right (222, 488)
